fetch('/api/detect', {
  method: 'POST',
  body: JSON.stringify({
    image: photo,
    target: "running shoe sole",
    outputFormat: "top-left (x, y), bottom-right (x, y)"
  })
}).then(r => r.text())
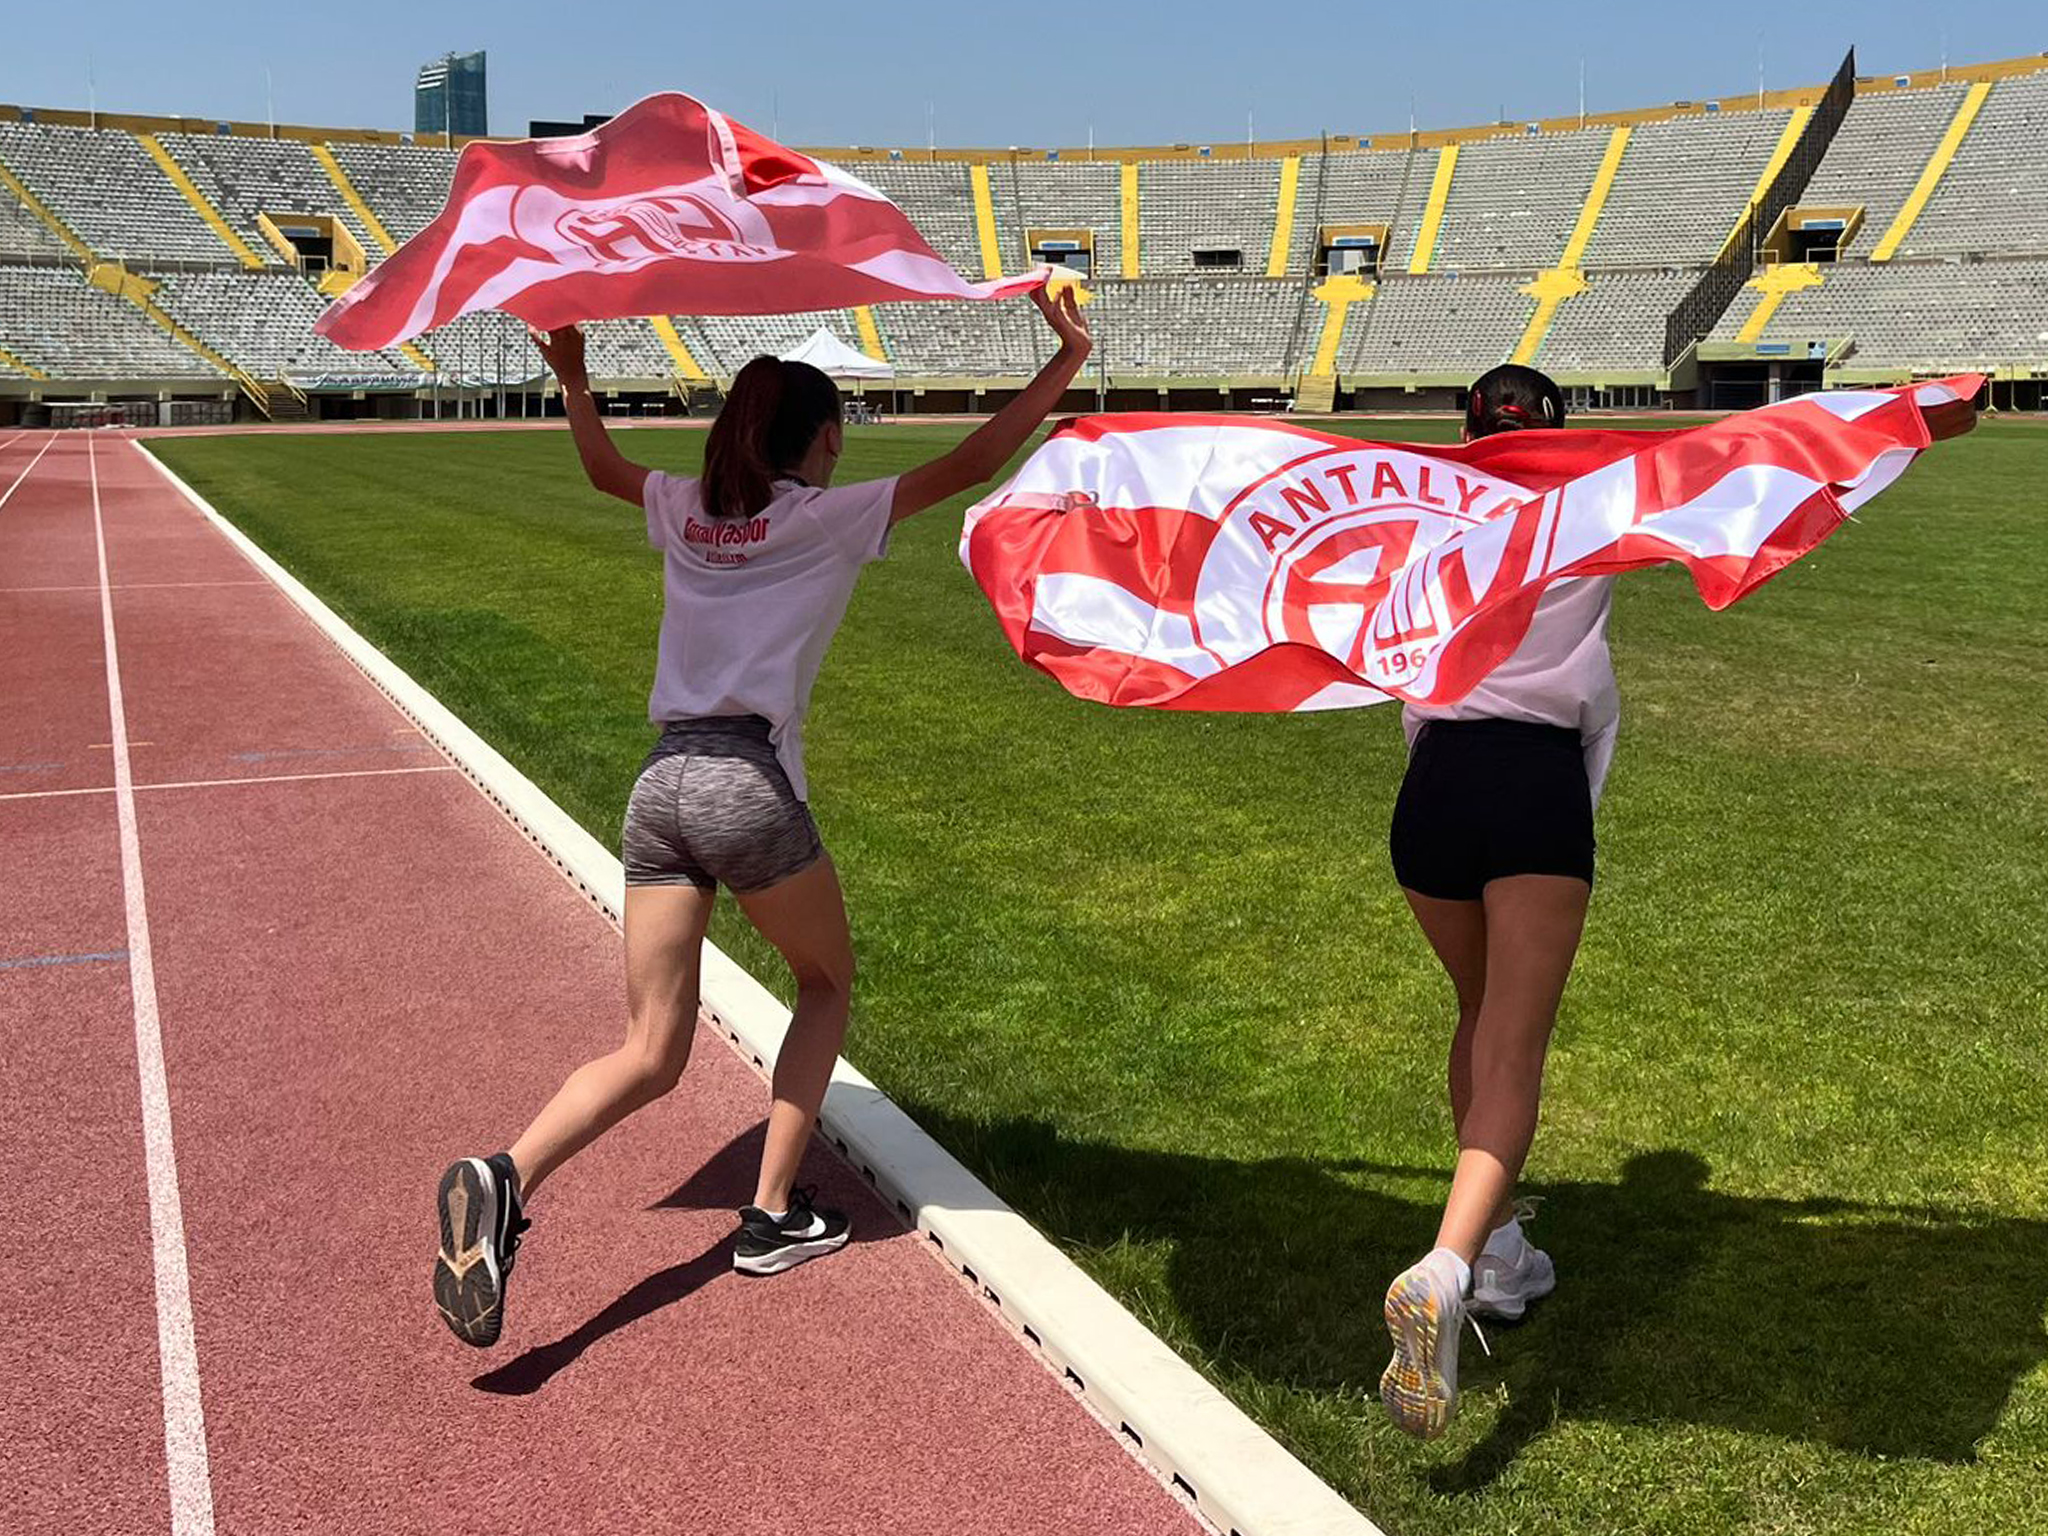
top-left (1380, 1267), bottom-right (1457, 1439)
top-left (733, 1228), bottom-right (851, 1276)
top-left (433, 1157), bottom-right (507, 1347)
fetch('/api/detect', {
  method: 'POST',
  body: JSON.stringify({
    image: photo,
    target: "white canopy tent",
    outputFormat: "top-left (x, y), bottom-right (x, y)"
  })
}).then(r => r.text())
top-left (779, 328), bottom-right (893, 380)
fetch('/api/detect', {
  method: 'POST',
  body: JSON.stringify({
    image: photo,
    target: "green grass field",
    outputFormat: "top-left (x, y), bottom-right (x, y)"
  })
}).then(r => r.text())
top-left (149, 417), bottom-right (2048, 1536)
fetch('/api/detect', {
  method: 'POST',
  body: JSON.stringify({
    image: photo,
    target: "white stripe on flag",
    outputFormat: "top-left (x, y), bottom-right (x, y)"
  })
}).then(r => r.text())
top-left (1631, 462), bottom-right (1832, 557)
top-left (1030, 572), bottom-right (1220, 678)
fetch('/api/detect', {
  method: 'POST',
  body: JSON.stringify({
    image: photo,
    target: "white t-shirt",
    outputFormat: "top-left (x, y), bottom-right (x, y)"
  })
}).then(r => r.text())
top-left (643, 470), bottom-right (898, 800)
top-left (1401, 576), bottom-right (1621, 804)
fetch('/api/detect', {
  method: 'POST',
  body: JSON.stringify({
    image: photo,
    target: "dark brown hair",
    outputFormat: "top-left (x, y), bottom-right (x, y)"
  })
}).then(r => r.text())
top-left (700, 357), bottom-right (842, 519)
top-left (1465, 364), bottom-right (1567, 439)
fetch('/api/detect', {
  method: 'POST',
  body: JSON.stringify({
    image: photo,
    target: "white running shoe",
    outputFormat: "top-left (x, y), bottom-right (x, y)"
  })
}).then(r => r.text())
top-left (1469, 1199), bottom-right (1557, 1322)
top-left (1469, 1242), bottom-right (1556, 1322)
top-left (1380, 1248), bottom-right (1468, 1439)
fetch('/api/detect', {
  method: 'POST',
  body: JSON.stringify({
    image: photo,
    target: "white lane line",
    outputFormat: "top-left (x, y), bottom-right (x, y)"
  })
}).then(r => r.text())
top-left (89, 436), bottom-right (217, 1536)
top-left (0, 432), bottom-right (59, 512)
top-left (0, 763), bottom-right (459, 804)
top-left (139, 764), bottom-right (457, 793)
top-left (0, 580), bottom-right (273, 594)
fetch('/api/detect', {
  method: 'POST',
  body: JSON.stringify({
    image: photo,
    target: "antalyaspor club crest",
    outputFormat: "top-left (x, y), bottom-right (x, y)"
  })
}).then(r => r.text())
top-left (525, 182), bottom-right (785, 270)
top-left (1196, 444), bottom-right (1532, 690)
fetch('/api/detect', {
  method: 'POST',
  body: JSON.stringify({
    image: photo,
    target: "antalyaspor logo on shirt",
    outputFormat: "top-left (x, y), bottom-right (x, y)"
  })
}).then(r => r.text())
top-left (683, 514), bottom-right (772, 566)
top-left (961, 380), bottom-right (1981, 714)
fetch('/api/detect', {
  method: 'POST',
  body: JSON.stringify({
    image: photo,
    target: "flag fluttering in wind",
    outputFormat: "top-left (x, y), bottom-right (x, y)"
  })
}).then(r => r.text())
top-left (961, 379), bottom-right (1979, 712)
top-left (316, 93), bottom-right (1048, 350)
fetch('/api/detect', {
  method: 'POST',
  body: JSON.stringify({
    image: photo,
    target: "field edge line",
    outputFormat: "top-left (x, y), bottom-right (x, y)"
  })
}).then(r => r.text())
top-left (132, 438), bottom-right (1384, 1536)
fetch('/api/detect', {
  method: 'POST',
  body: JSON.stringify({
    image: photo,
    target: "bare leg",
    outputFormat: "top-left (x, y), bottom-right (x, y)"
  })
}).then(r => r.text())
top-left (1433, 874), bottom-right (1588, 1264)
top-left (1401, 890), bottom-right (1488, 1129)
top-left (508, 884), bottom-right (715, 1200)
top-left (732, 857), bottom-right (855, 1213)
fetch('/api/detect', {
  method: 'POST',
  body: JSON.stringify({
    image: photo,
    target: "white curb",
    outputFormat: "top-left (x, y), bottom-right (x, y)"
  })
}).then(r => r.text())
top-left (136, 439), bottom-right (1385, 1536)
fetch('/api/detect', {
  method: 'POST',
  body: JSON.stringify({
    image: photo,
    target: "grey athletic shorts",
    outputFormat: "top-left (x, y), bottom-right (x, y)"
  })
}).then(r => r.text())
top-left (621, 716), bottom-right (823, 893)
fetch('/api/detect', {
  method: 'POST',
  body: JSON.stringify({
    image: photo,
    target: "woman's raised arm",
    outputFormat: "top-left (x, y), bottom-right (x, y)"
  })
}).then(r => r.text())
top-left (890, 285), bottom-right (1092, 522)
top-left (531, 324), bottom-right (652, 507)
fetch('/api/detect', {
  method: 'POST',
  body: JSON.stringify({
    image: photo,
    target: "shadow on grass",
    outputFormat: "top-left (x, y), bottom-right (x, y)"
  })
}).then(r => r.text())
top-left (905, 1110), bottom-right (2048, 1484)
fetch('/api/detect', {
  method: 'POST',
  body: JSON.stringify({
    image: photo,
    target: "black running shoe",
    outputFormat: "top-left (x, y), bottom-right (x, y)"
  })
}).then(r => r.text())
top-left (433, 1152), bottom-right (528, 1347)
top-left (733, 1186), bottom-right (850, 1275)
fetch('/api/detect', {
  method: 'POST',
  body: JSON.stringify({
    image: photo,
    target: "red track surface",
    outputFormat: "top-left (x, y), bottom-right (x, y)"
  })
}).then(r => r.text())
top-left (0, 432), bottom-right (1196, 1535)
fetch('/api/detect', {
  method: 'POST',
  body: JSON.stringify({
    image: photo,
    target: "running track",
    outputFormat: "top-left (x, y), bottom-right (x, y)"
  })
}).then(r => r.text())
top-left (0, 429), bottom-right (1197, 1535)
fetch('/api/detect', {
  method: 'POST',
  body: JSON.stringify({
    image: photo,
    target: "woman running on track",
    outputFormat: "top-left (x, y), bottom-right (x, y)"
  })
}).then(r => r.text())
top-left (1378, 364), bottom-right (1616, 1437)
top-left (434, 285), bottom-right (1092, 1348)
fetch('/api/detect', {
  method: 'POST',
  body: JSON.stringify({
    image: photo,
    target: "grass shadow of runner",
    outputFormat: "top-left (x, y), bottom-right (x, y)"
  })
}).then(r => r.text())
top-left (904, 1111), bottom-right (2048, 1487)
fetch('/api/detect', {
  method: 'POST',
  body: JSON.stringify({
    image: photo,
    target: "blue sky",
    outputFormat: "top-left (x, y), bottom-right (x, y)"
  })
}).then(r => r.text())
top-left (5, 1), bottom-right (2040, 146)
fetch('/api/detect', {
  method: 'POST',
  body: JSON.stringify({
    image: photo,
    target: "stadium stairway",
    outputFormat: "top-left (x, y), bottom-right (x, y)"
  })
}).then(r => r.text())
top-left (1733, 261), bottom-right (1827, 342)
top-left (1304, 271), bottom-right (1375, 393)
top-left (852, 305), bottom-right (889, 363)
top-left (0, 155), bottom-right (96, 265)
top-left (1513, 126), bottom-right (1632, 365)
top-left (85, 261), bottom-right (288, 416)
top-left (307, 142), bottom-right (400, 256)
top-left (134, 134), bottom-right (266, 270)
top-left (649, 315), bottom-right (712, 386)
top-left (0, 338), bottom-right (47, 379)
top-left (1266, 154), bottom-right (1302, 278)
top-left (1869, 80), bottom-right (1993, 261)
top-left (1405, 145), bottom-right (1459, 273)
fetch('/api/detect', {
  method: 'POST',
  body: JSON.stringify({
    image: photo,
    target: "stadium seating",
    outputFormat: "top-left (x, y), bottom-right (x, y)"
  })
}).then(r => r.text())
top-left (0, 122), bottom-right (235, 266)
top-left (1539, 269), bottom-right (1701, 372)
top-left (1587, 110), bottom-right (1793, 266)
top-left (857, 162), bottom-right (982, 274)
top-left (684, 310), bottom-right (870, 376)
top-left (1296, 147), bottom-right (1416, 272)
top-left (1712, 259), bottom-right (2048, 368)
top-left (1430, 128), bottom-right (1615, 273)
top-left (160, 133), bottom-right (381, 262)
top-left (1345, 273), bottom-right (1535, 375)
top-left (0, 184), bottom-right (71, 262)
top-left (1800, 83), bottom-right (1973, 257)
top-left (1092, 278), bottom-right (1304, 376)
top-left (868, 297), bottom-right (1040, 378)
top-left (152, 270), bottom-right (415, 379)
top-left (1136, 160), bottom-right (1282, 275)
top-left (1908, 72), bottom-right (2048, 257)
top-left (0, 265), bottom-right (224, 377)
top-left (326, 142), bottom-right (457, 246)
top-left (0, 52), bottom-right (2042, 408)
top-left (1012, 160), bottom-right (1124, 277)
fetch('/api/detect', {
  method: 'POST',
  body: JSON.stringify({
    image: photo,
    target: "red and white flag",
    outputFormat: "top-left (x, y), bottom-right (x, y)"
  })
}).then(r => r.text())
top-left (962, 379), bottom-right (1980, 712)
top-left (316, 93), bottom-right (1047, 349)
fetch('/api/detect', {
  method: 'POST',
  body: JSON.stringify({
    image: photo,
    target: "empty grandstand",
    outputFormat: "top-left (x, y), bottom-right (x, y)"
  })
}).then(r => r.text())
top-left (1, 46), bottom-right (2044, 424)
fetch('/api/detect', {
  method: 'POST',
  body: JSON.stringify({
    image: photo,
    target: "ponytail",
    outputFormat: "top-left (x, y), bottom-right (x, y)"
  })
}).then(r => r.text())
top-left (1465, 363), bottom-right (1566, 440)
top-left (701, 356), bottom-right (843, 519)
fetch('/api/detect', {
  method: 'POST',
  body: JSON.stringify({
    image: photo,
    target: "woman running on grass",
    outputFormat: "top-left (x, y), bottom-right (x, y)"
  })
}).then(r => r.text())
top-left (433, 286), bottom-right (1092, 1347)
top-left (1379, 364), bottom-right (1615, 1437)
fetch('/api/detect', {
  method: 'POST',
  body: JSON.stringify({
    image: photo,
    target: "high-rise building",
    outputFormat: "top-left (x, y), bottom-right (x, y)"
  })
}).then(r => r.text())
top-left (415, 51), bottom-right (488, 140)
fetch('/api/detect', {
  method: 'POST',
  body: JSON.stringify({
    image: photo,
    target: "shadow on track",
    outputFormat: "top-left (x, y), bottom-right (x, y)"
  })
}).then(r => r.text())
top-left (900, 1110), bottom-right (2048, 1486)
top-left (472, 1127), bottom-right (890, 1397)
top-left (471, 1242), bottom-right (731, 1396)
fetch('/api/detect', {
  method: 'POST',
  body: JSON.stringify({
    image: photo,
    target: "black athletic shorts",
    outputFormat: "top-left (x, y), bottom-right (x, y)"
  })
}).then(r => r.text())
top-left (1389, 719), bottom-right (1596, 901)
